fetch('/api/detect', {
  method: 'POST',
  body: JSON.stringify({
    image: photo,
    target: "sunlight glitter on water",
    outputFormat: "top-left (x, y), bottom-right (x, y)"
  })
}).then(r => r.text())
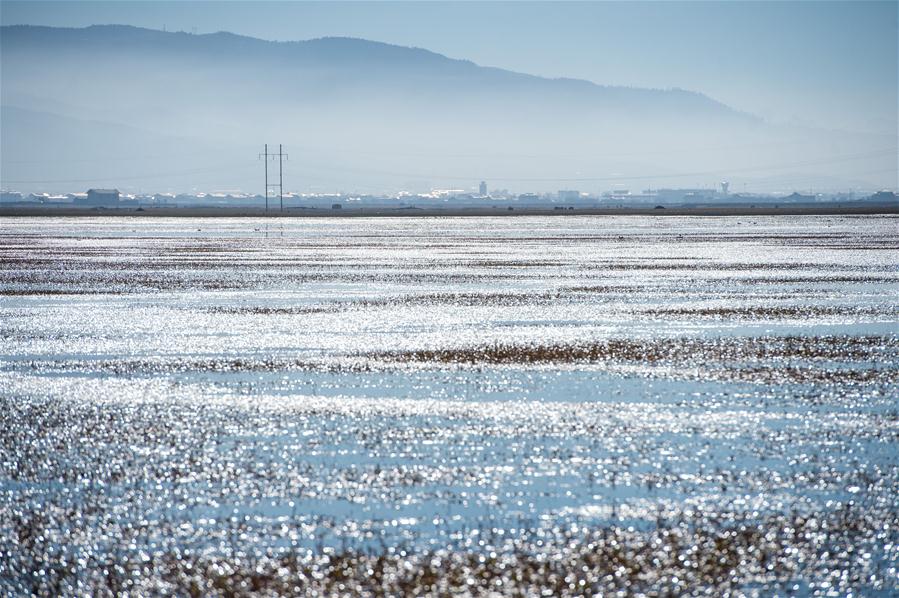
top-left (1, 216), bottom-right (897, 595)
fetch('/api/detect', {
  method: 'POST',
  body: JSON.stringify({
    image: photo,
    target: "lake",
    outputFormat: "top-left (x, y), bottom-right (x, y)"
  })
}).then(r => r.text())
top-left (1, 215), bottom-right (897, 595)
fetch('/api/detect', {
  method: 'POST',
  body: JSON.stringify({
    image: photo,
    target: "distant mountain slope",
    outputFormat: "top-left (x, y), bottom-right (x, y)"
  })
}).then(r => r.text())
top-left (1, 25), bottom-right (892, 193)
top-left (0, 24), bottom-right (746, 120)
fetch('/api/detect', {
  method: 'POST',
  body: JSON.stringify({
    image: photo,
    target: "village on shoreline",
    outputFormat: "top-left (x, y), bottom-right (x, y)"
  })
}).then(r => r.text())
top-left (1, 184), bottom-right (896, 216)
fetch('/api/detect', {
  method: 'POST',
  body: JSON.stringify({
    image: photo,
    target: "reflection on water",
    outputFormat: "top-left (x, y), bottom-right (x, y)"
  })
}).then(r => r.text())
top-left (1, 216), bottom-right (897, 595)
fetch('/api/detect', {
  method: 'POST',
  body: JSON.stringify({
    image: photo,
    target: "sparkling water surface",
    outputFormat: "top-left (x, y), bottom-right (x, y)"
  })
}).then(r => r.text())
top-left (1, 215), bottom-right (897, 595)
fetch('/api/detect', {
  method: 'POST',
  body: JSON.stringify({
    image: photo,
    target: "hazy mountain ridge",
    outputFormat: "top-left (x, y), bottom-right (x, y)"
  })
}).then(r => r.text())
top-left (0, 25), bottom-right (747, 120)
top-left (1, 24), bottom-right (892, 194)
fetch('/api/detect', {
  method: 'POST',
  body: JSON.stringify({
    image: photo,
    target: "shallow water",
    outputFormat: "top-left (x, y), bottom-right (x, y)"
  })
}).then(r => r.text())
top-left (1, 215), bottom-right (897, 595)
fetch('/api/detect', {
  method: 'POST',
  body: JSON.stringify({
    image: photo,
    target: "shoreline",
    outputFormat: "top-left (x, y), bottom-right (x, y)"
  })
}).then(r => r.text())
top-left (1, 203), bottom-right (897, 218)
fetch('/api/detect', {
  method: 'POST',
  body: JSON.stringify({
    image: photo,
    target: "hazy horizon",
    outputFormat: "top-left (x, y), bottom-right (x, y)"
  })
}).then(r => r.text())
top-left (1, 1), bottom-right (897, 196)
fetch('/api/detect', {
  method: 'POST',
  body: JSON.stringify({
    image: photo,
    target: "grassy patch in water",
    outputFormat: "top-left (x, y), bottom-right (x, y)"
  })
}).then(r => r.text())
top-left (644, 306), bottom-right (897, 319)
top-left (375, 336), bottom-right (897, 365)
top-left (7, 509), bottom-right (893, 596)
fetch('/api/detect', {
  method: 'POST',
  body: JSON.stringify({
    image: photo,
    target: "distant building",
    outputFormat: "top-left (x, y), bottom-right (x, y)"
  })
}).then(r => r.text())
top-left (558, 190), bottom-right (580, 201)
top-left (479, 181), bottom-right (488, 196)
top-left (605, 189), bottom-right (631, 200)
top-left (868, 190), bottom-right (897, 203)
top-left (784, 192), bottom-right (816, 203)
top-left (517, 193), bottom-right (540, 202)
top-left (331, 203), bottom-right (342, 210)
top-left (81, 188), bottom-right (120, 207)
top-left (654, 188), bottom-right (715, 203)
top-left (0, 191), bottom-right (24, 203)
top-left (433, 189), bottom-right (466, 198)
top-left (153, 193), bottom-right (176, 205)
top-left (43, 194), bottom-right (73, 204)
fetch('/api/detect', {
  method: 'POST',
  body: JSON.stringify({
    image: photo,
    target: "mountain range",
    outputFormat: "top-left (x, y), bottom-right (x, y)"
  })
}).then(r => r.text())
top-left (1, 25), bottom-right (894, 193)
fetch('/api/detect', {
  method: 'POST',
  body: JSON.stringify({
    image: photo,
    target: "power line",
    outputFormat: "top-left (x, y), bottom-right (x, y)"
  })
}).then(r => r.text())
top-left (3, 146), bottom-right (893, 188)
top-left (2, 162), bottom-right (256, 185)
top-left (258, 144), bottom-right (287, 213)
top-left (297, 147), bottom-right (899, 183)
top-left (4, 136), bottom-right (862, 166)
top-left (263, 136), bottom-right (859, 162)
top-left (280, 144), bottom-right (284, 212)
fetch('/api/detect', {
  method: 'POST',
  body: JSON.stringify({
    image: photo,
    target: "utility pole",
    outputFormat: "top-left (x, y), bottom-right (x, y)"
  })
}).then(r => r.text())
top-left (259, 144), bottom-right (288, 215)
top-left (263, 144), bottom-right (269, 212)
top-left (279, 144), bottom-right (284, 212)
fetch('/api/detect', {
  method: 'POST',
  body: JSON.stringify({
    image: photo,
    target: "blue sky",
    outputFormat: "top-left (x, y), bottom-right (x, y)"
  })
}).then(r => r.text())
top-left (2, 1), bottom-right (897, 135)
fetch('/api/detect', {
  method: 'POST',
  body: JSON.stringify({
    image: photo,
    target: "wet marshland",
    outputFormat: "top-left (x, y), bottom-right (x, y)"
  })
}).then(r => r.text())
top-left (1, 215), bottom-right (897, 595)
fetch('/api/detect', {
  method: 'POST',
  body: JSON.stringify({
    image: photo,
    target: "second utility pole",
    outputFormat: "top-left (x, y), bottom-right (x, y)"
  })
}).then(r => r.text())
top-left (264, 143), bottom-right (269, 213)
top-left (279, 144), bottom-right (283, 212)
